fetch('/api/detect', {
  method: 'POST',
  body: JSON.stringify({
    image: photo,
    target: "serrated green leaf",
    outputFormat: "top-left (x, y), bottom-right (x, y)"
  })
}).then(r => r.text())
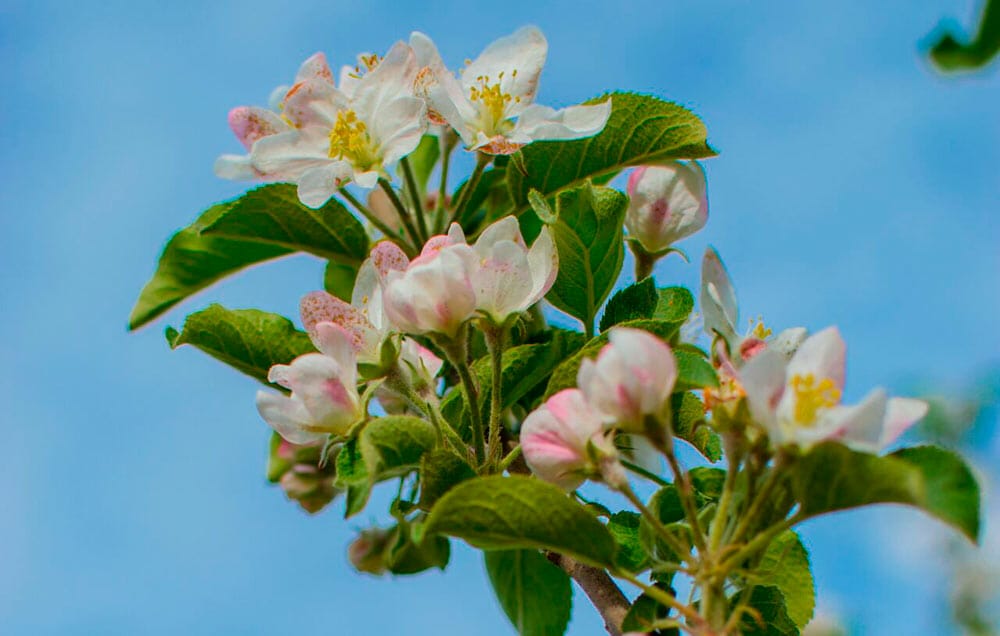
top-left (201, 183), bottom-right (368, 262)
top-left (419, 449), bottom-right (476, 511)
top-left (543, 319), bottom-right (686, 399)
top-left (638, 485), bottom-right (689, 565)
top-left (359, 416), bottom-right (437, 483)
top-left (599, 278), bottom-right (658, 332)
top-left (166, 305), bottom-right (315, 385)
top-left (739, 586), bottom-right (798, 636)
top-left (506, 92), bottom-right (715, 214)
top-left (335, 438), bottom-right (367, 487)
top-left (689, 467), bottom-right (726, 504)
top-left (653, 287), bottom-right (695, 324)
top-left (671, 392), bottom-right (722, 462)
top-left (794, 443), bottom-right (980, 542)
top-left (129, 200), bottom-right (291, 330)
top-left (546, 183), bottom-right (627, 330)
top-left (751, 531), bottom-right (814, 629)
top-left (324, 261), bottom-right (358, 301)
top-left (608, 511), bottom-right (649, 572)
top-left (674, 349), bottom-right (719, 391)
top-left (485, 549), bottom-right (572, 636)
top-left (424, 475), bottom-right (617, 568)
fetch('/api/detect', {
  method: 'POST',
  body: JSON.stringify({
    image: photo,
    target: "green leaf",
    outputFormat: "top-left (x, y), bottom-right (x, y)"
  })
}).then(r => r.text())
top-left (927, 0), bottom-right (1000, 71)
top-left (653, 287), bottom-right (695, 324)
top-left (793, 443), bottom-right (980, 542)
top-left (506, 92), bottom-right (715, 214)
top-left (485, 549), bottom-right (572, 636)
top-left (751, 531), bottom-right (814, 629)
top-left (689, 467), bottom-right (726, 504)
top-left (441, 329), bottom-right (586, 438)
top-left (546, 183), bottom-right (627, 330)
top-left (166, 305), bottom-right (315, 385)
top-left (129, 199), bottom-right (291, 330)
top-left (608, 511), bottom-right (649, 572)
top-left (543, 319), bottom-right (686, 399)
top-left (738, 586), bottom-right (798, 636)
top-left (201, 183), bottom-right (369, 262)
top-left (622, 592), bottom-right (677, 633)
top-left (424, 475), bottom-right (618, 568)
top-left (671, 392), bottom-right (722, 462)
top-left (406, 135), bottom-right (441, 195)
top-left (387, 523), bottom-right (450, 575)
top-left (359, 416), bottom-right (437, 483)
top-left (324, 261), bottom-right (358, 301)
top-left (674, 349), bottom-right (719, 391)
top-left (334, 438), bottom-right (371, 518)
top-left (599, 278), bottom-right (658, 331)
top-left (419, 448), bottom-right (476, 510)
top-left (638, 485), bottom-right (689, 565)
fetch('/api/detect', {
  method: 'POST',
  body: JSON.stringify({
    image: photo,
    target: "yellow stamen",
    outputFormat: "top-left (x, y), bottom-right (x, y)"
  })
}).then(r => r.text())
top-left (751, 317), bottom-right (773, 340)
top-left (328, 110), bottom-right (377, 169)
top-left (468, 72), bottom-right (517, 134)
top-left (790, 373), bottom-right (841, 425)
top-left (348, 53), bottom-right (383, 79)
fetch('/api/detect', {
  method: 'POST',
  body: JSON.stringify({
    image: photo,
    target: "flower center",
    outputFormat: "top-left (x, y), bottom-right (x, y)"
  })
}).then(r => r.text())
top-left (790, 373), bottom-right (841, 425)
top-left (469, 71), bottom-right (519, 134)
top-left (348, 54), bottom-right (382, 80)
top-left (751, 317), bottom-right (772, 340)
top-left (328, 110), bottom-right (378, 169)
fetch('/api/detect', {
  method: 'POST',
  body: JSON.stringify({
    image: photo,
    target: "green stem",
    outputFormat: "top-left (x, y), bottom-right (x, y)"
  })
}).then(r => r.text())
top-left (485, 325), bottom-right (506, 470)
top-left (450, 152), bottom-right (491, 225)
top-left (654, 433), bottom-right (708, 554)
top-left (631, 242), bottom-right (657, 281)
top-left (708, 444), bottom-right (741, 554)
top-left (616, 571), bottom-right (703, 631)
top-left (435, 130), bottom-right (457, 233)
top-left (498, 445), bottom-right (522, 473)
top-left (719, 514), bottom-right (802, 573)
top-left (728, 463), bottom-right (785, 547)
top-left (620, 482), bottom-right (693, 565)
top-left (438, 331), bottom-right (486, 468)
top-left (399, 157), bottom-right (429, 243)
top-left (622, 459), bottom-right (672, 488)
top-left (584, 316), bottom-right (595, 340)
top-left (378, 178), bottom-right (423, 249)
top-left (339, 187), bottom-right (414, 256)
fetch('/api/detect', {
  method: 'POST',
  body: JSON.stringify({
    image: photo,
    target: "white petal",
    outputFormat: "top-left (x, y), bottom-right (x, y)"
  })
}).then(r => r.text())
top-left (214, 154), bottom-right (257, 180)
top-left (295, 52), bottom-right (333, 84)
top-left (251, 129), bottom-right (330, 178)
top-left (297, 162), bottom-right (352, 208)
top-left (700, 247), bottom-right (739, 346)
top-left (509, 100), bottom-right (612, 144)
top-left (787, 327), bottom-right (846, 391)
top-left (739, 349), bottom-right (788, 429)
top-left (473, 239), bottom-right (534, 319)
top-left (525, 225), bottom-right (558, 306)
top-left (462, 26), bottom-right (547, 107)
top-left (256, 390), bottom-right (325, 445)
top-left (769, 327), bottom-right (808, 358)
top-left (370, 96), bottom-right (427, 166)
top-left (830, 389), bottom-right (889, 453)
top-left (474, 216), bottom-right (523, 254)
top-left (880, 397), bottom-right (928, 449)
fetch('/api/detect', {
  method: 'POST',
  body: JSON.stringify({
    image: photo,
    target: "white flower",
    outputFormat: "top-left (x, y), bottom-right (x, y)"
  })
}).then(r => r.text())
top-left (578, 327), bottom-right (677, 431)
top-left (381, 231), bottom-right (479, 338)
top-left (251, 42), bottom-right (428, 207)
top-left (740, 326), bottom-right (928, 452)
top-left (256, 324), bottom-right (364, 444)
top-left (625, 162), bottom-right (708, 255)
top-left (447, 217), bottom-right (558, 324)
top-left (700, 246), bottom-right (807, 363)
top-left (410, 27), bottom-right (611, 154)
top-left (520, 389), bottom-right (617, 491)
top-left (214, 52), bottom-right (334, 180)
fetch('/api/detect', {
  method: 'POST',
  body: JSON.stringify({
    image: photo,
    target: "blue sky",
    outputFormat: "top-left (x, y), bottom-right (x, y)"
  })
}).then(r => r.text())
top-left (1, 0), bottom-right (997, 633)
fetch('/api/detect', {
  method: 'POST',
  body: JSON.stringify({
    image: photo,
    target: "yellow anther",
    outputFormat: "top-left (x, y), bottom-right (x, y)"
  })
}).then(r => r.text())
top-left (790, 373), bottom-right (841, 425)
top-left (751, 318), bottom-right (773, 340)
top-left (469, 74), bottom-right (514, 130)
top-left (328, 110), bottom-right (377, 168)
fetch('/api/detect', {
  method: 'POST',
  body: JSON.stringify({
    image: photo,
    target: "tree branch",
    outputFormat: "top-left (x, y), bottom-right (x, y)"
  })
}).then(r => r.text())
top-left (549, 553), bottom-right (630, 636)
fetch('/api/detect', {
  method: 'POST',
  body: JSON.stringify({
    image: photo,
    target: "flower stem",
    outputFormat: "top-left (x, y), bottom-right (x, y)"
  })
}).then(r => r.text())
top-left (399, 157), bottom-right (429, 243)
top-left (378, 178), bottom-right (423, 249)
top-left (339, 187), bottom-right (414, 256)
top-left (485, 324), bottom-right (506, 470)
top-left (631, 242), bottom-right (657, 281)
top-left (708, 442), bottom-right (741, 554)
top-left (616, 571), bottom-right (703, 632)
top-left (450, 152), bottom-right (491, 225)
top-left (435, 130), bottom-right (457, 233)
top-left (619, 482), bottom-right (693, 565)
top-left (438, 331), bottom-right (486, 469)
top-left (498, 445), bottom-right (522, 473)
top-left (653, 432), bottom-right (708, 554)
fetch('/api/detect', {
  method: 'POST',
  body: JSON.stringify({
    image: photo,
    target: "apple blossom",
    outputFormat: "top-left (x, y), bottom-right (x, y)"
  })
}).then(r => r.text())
top-left (700, 246), bottom-right (807, 362)
top-left (213, 52), bottom-right (335, 181)
top-left (409, 27), bottom-right (611, 154)
top-left (577, 327), bottom-right (677, 432)
top-left (520, 389), bottom-right (622, 491)
top-left (250, 41), bottom-right (427, 206)
top-left (255, 324), bottom-right (363, 444)
top-left (625, 162), bottom-right (709, 255)
top-left (740, 326), bottom-right (928, 452)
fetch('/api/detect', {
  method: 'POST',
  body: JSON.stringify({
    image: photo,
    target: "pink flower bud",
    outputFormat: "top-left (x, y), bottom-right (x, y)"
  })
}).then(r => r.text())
top-left (577, 328), bottom-right (677, 431)
top-left (520, 389), bottom-right (608, 491)
top-left (626, 162), bottom-right (707, 254)
top-left (255, 324), bottom-right (363, 444)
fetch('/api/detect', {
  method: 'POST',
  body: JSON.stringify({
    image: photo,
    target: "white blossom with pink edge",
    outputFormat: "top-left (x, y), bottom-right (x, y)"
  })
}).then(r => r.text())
top-left (701, 246), bottom-right (807, 363)
top-left (255, 323), bottom-right (364, 444)
top-left (214, 52), bottom-right (334, 181)
top-left (409, 26), bottom-right (611, 155)
top-left (625, 162), bottom-right (708, 255)
top-left (740, 326), bottom-right (929, 452)
top-left (577, 327), bottom-right (677, 432)
top-left (250, 41), bottom-right (427, 207)
top-left (520, 389), bottom-right (621, 491)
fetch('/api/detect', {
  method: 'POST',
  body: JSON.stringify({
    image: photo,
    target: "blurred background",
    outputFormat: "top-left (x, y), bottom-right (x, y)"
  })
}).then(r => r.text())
top-left (1, 0), bottom-right (997, 633)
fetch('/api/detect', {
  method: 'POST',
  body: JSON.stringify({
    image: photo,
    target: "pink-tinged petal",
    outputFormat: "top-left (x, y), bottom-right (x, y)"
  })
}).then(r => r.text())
top-left (475, 216), bottom-right (524, 253)
top-left (739, 337), bottom-right (768, 361)
top-left (626, 167), bottom-right (648, 197)
top-left (310, 323), bottom-right (360, 376)
top-left (256, 390), bottom-right (326, 445)
top-left (787, 327), bottom-right (846, 391)
top-left (228, 106), bottom-right (286, 150)
top-left (300, 290), bottom-right (369, 344)
top-left (284, 353), bottom-right (359, 431)
top-left (472, 239), bottom-right (534, 320)
top-left (624, 161), bottom-right (707, 254)
top-left (410, 31), bottom-right (478, 144)
top-left (520, 389), bottom-right (603, 491)
top-left (700, 247), bottom-right (739, 346)
top-left (880, 397), bottom-right (928, 449)
top-left (508, 100), bottom-right (612, 145)
top-left (827, 389), bottom-right (888, 453)
top-left (368, 240), bottom-right (411, 279)
top-left (267, 363), bottom-right (294, 390)
top-left (281, 79), bottom-right (343, 128)
top-left (295, 52), bottom-right (333, 84)
top-left (739, 349), bottom-right (787, 428)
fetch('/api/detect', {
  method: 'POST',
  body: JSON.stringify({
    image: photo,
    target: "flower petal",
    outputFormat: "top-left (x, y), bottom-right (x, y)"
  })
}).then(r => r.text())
top-left (700, 247), bottom-right (740, 346)
top-left (256, 390), bottom-right (325, 445)
top-left (739, 348), bottom-right (788, 429)
top-left (880, 397), bottom-right (928, 449)
top-left (228, 106), bottom-right (287, 151)
top-left (462, 26), bottom-right (547, 108)
top-left (787, 326), bottom-right (847, 391)
top-left (509, 100), bottom-right (612, 145)
top-left (525, 225), bottom-right (558, 306)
